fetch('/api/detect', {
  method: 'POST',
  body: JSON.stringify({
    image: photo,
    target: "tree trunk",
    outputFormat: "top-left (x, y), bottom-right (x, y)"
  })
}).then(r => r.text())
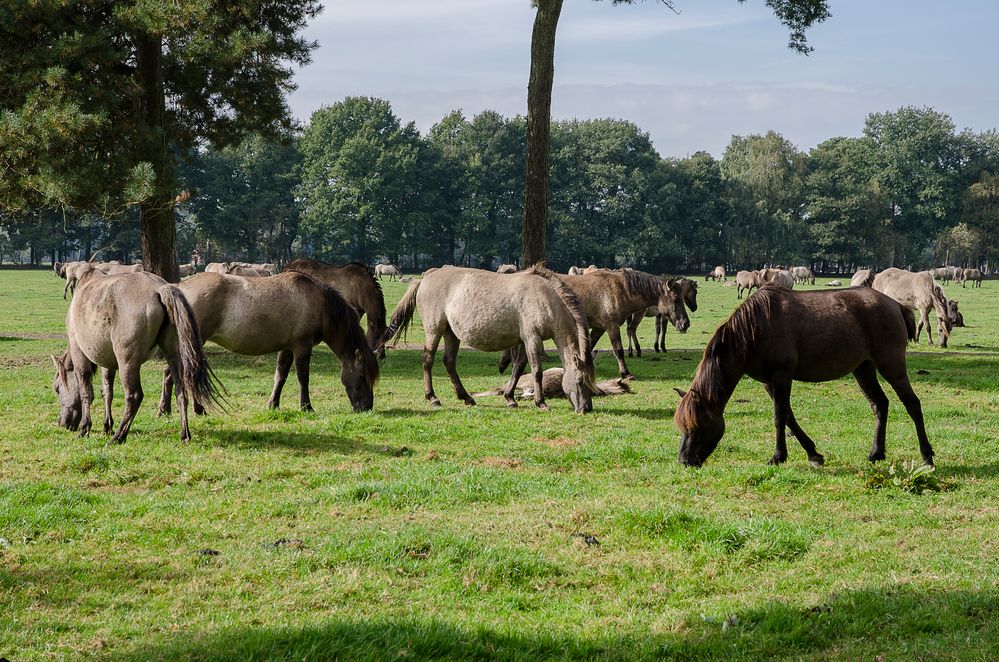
top-left (522, 0), bottom-right (564, 267)
top-left (136, 32), bottom-right (178, 282)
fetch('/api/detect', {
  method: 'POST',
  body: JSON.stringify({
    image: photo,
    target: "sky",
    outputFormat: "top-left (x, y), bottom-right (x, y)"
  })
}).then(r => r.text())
top-left (287, 0), bottom-right (999, 158)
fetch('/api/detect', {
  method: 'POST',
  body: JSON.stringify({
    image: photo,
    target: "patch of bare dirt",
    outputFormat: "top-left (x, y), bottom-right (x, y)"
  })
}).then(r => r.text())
top-left (476, 456), bottom-right (523, 469)
top-left (532, 436), bottom-right (579, 449)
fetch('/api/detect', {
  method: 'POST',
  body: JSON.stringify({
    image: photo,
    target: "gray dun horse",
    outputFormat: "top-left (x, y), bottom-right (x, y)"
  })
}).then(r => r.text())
top-left (385, 265), bottom-right (596, 413)
top-left (52, 266), bottom-right (221, 444)
top-left (674, 284), bottom-right (935, 468)
top-left (872, 268), bottom-right (952, 348)
top-left (283, 258), bottom-right (388, 359)
top-left (496, 264), bottom-right (517, 274)
top-left (374, 263), bottom-right (402, 281)
top-left (850, 269), bottom-right (875, 287)
top-left (735, 270), bottom-right (763, 299)
top-left (625, 277), bottom-right (699, 357)
top-left (159, 271), bottom-right (379, 414)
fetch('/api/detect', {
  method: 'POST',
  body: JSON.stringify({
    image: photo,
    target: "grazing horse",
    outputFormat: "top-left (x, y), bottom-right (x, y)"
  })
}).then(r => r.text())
top-left (178, 263), bottom-right (197, 278)
top-left (385, 265), bottom-right (596, 413)
top-left (735, 270), bottom-right (763, 299)
top-left (790, 266), bottom-right (814, 285)
top-left (496, 264), bottom-right (517, 274)
top-left (283, 258), bottom-right (389, 359)
top-left (159, 271), bottom-right (379, 414)
top-left (625, 277), bottom-right (699, 357)
top-left (674, 284), bottom-right (935, 468)
top-left (872, 268), bottom-right (952, 348)
top-left (473, 367), bottom-right (631, 401)
top-left (374, 263), bottom-right (402, 281)
top-left (850, 269), bottom-right (875, 287)
top-left (759, 268), bottom-right (794, 289)
top-left (705, 265), bottom-right (726, 282)
top-left (52, 266), bottom-right (221, 444)
top-left (962, 268), bottom-right (982, 288)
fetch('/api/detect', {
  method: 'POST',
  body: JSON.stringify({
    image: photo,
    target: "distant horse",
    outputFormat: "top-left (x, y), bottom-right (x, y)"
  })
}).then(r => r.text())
top-left (60, 261), bottom-right (89, 299)
top-left (568, 266), bottom-right (583, 275)
top-left (790, 266), bottom-right (814, 285)
top-left (204, 262), bottom-right (228, 274)
top-left (735, 270), bottom-right (763, 299)
top-left (473, 367), bottom-right (631, 401)
top-left (872, 268), bottom-right (952, 348)
top-left (962, 268), bottom-right (982, 288)
top-left (225, 264), bottom-right (269, 277)
top-left (625, 277), bottom-right (699, 357)
top-left (930, 266), bottom-right (962, 283)
top-left (385, 265), bottom-right (596, 412)
top-left (496, 264), bottom-right (517, 274)
top-left (96, 262), bottom-right (143, 275)
top-left (850, 269), bottom-right (875, 287)
top-left (178, 263), bottom-right (197, 278)
top-left (674, 284), bottom-right (935, 468)
top-left (52, 266), bottom-right (221, 444)
top-left (825, 280), bottom-right (842, 287)
top-left (705, 266), bottom-right (726, 282)
top-left (374, 263), bottom-right (402, 281)
top-left (53, 261), bottom-right (63, 277)
top-left (159, 271), bottom-right (379, 414)
top-left (582, 265), bottom-right (603, 274)
top-left (283, 258), bottom-right (388, 359)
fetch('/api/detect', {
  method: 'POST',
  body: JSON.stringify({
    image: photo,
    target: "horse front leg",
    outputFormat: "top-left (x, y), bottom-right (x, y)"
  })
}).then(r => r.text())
top-left (442, 327), bottom-right (474, 406)
top-left (766, 379), bottom-right (792, 465)
top-left (422, 332), bottom-right (443, 407)
top-left (524, 339), bottom-right (549, 411)
top-left (655, 314), bottom-right (666, 353)
top-left (268, 349), bottom-right (295, 409)
top-left (606, 325), bottom-right (634, 381)
top-left (165, 354), bottom-right (191, 443)
top-left (293, 346), bottom-right (314, 412)
top-left (764, 383), bottom-right (824, 467)
top-left (101, 367), bottom-right (116, 435)
top-left (878, 362), bottom-right (935, 466)
top-left (71, 348), bottom-right (95, 438)
top-left (502, 344), bottom-right (528, 408)
top-left (852, 361), bottom-right (889, 463)
top-left (158, 366), bottom-right (174, 416)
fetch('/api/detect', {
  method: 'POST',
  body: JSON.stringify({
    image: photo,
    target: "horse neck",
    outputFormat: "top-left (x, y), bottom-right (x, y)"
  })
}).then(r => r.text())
top-left (692, 339), bottom-right (745, 410)
top-left (550, 307), bottom-right (585, 366)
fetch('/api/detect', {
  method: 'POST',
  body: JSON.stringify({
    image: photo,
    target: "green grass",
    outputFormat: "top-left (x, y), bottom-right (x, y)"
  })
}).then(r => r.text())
top-left (1, 269), bottom-right (998, 660)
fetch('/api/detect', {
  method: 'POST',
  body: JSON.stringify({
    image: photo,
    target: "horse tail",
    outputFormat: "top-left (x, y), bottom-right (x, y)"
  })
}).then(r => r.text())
top-left (385, 279), bottom-right (421, 344)
top-left (157, 285), bottom-right (226, 411)
top-left (899, 302), bottom-right (917, 342)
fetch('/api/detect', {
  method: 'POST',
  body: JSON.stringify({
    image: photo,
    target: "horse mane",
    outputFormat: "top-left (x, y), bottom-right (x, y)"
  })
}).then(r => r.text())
top-left (619, 268), bottom-right (667, 304)
top-left (286, 257), bottom-right (387, 328)
top-left (524, 264), bottom-right (592, 367)
top-left (290, 271), bottom-right (379, 385)
top-left (693, 284), bottom-right (779, 403)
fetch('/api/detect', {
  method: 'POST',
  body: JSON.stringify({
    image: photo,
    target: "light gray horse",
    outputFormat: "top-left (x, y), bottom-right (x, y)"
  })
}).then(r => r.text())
top-left (52, 265), bottom-right (220, 444)
top-left (735, 270), bottom-right (763, 299)
top-left (496, 264), bottom-right (517, 274)
top-left (850, 269), bottom-right (875, 287)
top-left (385, 265), bottom-right (597, 413)
top-left (374, 263), bottom-right (402, 281)
top-left (873, 268), bottom-right (952, 347)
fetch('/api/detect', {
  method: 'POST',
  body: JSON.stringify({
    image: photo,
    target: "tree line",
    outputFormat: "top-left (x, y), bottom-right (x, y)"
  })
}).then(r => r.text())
top-left (4, 98), bottom-right (997, 274)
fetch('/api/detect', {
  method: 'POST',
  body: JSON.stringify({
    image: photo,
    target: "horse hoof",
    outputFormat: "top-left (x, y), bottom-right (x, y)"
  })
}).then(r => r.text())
top-left (537, 402), bottom-right (550, 412)
top-left (429, 399), bottom-right (442, 408)
top-left (463, 398), bottom-right (476, 407)
top-left (301, 404), bottom-right (314, 412)
top-left (867, 453), bottom-right (886, 463)
top-left (768, 455), bottom-right (786, 466)
top-left (808, 455), bottom-right (825, 468)
top-left (623, 374), bottom-right (637, 382)
top-left (505, 400), bottom-right (518, 408)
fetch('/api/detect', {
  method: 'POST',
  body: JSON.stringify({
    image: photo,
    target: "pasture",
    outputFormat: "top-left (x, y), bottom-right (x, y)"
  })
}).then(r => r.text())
top-left (2, 269), bottom-right (998, 660)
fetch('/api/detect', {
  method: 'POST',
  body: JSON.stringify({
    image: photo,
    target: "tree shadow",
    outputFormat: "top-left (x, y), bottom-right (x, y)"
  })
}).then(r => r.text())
top-left (203, 430), bottom-right (408, 457)
top-left (115, 586), bottom-right (999, 661)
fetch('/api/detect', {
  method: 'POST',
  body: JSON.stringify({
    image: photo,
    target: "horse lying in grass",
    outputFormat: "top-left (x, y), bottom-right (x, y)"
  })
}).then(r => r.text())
top-left (674, 284), bottom-right (935, 468)
top-left (159, 271), bottom-right (379, 415)
top-left (473, 367), bottom-right (631, 401)
top-left (283, 258), bottom-right (388, 359)
top-left (625, 277), bottom-right (699, 357)
top-left (386, 265), bottom-right (596, 413)
top-left (52, 265), bottom-right (222, 444)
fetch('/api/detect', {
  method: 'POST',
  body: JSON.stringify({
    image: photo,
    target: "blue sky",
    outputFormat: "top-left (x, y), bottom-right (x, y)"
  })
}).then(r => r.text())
top-left (288, 0), bottom-right (999, 158)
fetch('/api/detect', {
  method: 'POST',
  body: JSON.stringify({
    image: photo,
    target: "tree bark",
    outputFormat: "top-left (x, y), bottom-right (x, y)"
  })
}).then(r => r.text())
top-left (135, 32), bottom-right (178, 282)
top-left (522, 0), bottom-right (564, 267)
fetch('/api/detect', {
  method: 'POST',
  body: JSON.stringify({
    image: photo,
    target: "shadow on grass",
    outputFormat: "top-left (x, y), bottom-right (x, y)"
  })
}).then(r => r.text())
top-left (204, 430), bottom-right (409, 456)
top-left (116, 586), bottom-right (999, 661)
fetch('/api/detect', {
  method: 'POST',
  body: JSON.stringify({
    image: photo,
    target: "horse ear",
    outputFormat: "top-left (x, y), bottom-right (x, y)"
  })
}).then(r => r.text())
top-left (672, 387), bottom-right (686, 399)
top-left (355, 349), bottom-right (363, 362)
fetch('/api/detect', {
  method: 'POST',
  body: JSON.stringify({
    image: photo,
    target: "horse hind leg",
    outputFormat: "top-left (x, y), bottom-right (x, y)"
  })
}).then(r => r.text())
top-left (502, 344), bottom-right (528, 408)
top-left (422, 332), bottom-right (443, 407)
top-left (877, 360), bottom-right (935, 466)
top-left (110, 363), bottom-right (143, 444)
top-left (442, 327), bottom-right (474, 406)
top-left (101, 367), bottom-right (116, 435)
top-left (605, 324), bottom-right (634, 381)
top-left (293, 345), bottom-right (314, 412)
top-left (852, 361), bottom-right (890, 463)
top-left (523, 338), bottom-right (549, 411)
top-left (655, 314), bottom-right (666, 353)
top-left (165, 353), bottom-right (191, 442)
top-left (267, 349), bottom-right (295, 409)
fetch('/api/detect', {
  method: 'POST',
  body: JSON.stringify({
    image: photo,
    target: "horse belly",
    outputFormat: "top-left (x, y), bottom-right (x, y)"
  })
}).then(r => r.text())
top-left (446, 307), bottom-right (522, 351)
top-left (791, 340), bottom-right (870, 383)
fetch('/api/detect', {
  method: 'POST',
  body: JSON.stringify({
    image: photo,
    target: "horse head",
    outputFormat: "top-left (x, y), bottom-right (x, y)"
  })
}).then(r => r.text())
top-left (673, 387), bottom-right (724, 467)
top-left (51, 353), bottom-right (82, 431)
top-left (562, 352), bottom-right (595, 414)
top-left (659, 279), bottom-right (690, 333)
top-left (340, 345), bottom-right (379, 412)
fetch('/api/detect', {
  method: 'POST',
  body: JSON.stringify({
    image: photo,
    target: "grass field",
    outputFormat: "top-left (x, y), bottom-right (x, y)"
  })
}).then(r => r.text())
top-left (1, 269), bottom-right (998, 660)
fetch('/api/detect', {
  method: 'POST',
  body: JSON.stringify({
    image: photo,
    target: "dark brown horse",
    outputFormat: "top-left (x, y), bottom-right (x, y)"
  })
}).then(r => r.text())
top-left (283, 258), bottom-right (388, 358)
top-left (625, 277), bottom-right (698, 357)
top-left (674, 284), bottom-right (935, 468)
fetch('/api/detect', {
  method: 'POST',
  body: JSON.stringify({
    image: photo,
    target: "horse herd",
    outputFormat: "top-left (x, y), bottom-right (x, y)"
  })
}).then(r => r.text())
top-left (48, 257), bottom-right (977, 468)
